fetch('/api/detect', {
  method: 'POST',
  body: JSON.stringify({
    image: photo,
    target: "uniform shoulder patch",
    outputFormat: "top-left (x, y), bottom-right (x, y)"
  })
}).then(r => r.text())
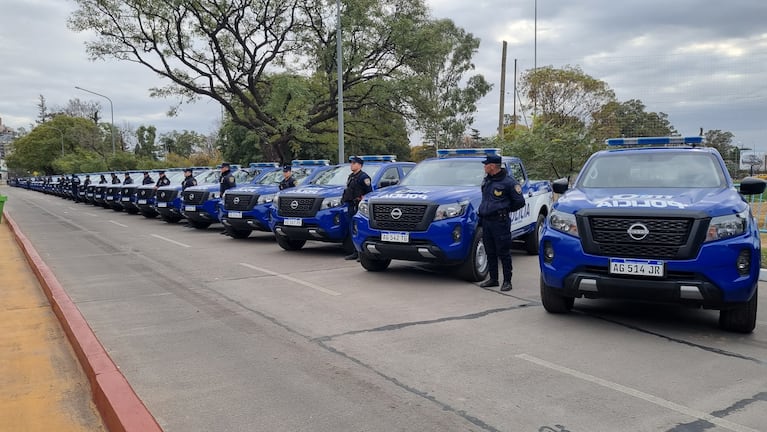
top-left (514, 184), bottom-right (522, 194)
top-left (229, 177), bottom-right (235, 183)
top-left (364, 178), bottom-right (371, 186)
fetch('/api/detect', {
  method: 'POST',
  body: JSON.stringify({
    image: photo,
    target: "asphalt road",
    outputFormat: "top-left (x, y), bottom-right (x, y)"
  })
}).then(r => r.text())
top-left (4, 187), bottom-right (767, 432)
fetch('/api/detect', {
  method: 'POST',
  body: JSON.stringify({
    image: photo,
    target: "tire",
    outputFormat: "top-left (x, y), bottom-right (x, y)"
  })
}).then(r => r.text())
top-left (126, 208), bottom-right (139, 215)
top-left (276, 235), bottom-right (306, 251)
top-left (226, 227), bottom-right (251, 239)
top-left (162, 215), bottom-right (182, 224)
top-left (190, 220), bottom-right (211, 230)
top-left (359, 254), bottom-right (391, 272)
top-left (719, 286), bottom-right (758, 333)
top-left (141, 211), bottom-right (158, 219)
top-left (540, 276), bottom-right (574, 313)
top-left (525, 212), bottom-right (546, 255)
top-left (455, 227), bottom-right (489, 282)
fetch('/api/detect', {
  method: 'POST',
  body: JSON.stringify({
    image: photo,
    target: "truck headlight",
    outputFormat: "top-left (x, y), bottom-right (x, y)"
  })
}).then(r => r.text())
top-left (273, 195), bottom-right (280, 208)
top-left (321, 196), bottom-right (344, 210)
top-left (706, 210), bottom-right (748, 242)
top-left (549, 209), bottom-right (579, 237)
top-left (358, 201), bottom-right (369, 217)
top-left (257, 194), bottom-right (275, 205)
top-left (434, 201), bottom-right (468, 221)
top-left (209, 191), bottom-right (221, 200)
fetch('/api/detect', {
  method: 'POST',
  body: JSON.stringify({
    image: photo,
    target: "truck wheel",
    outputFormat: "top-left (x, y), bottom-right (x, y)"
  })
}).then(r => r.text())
top-left (455, 227), bottom-right (489, 282)
top-left (540, 276), bottom-right (574, 313)
top-left (126, 208), bottom-right (139, 215)
top-left (276, 235), bottom-right (306, 251)
top-left (190, 221), bottom-right (211, 230)
top-left (525, 212), bottom-right (546, 255)
top-left (719, 286), bottom-right (758, 333)
top-left (162, 215), bottom-right (182, 224)
top-left (141, 211), bottom-right (158, 219)
top-left (225, 227), bottom-right (251, 239)
top-left (359, 254), bottom-right (391, 272)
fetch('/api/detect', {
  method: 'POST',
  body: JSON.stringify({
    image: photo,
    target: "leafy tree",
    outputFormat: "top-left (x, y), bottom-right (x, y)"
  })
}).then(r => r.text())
top-left (504, 123), bottom-right (592, 181)
top-left (158, 130), bottom-right (207, 158)
top-left (6, 116), bottom-right (98, 174)
top-left (590, 99), bottom-right (676, 142)
top-left (54, 98), bottom-right (102, 123)
top-left (135, 125), bottom-right (158, 159)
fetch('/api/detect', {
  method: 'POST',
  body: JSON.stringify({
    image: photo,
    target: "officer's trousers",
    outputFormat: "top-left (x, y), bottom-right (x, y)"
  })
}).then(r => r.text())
top-left (482, 216), bottom-right (512, 282)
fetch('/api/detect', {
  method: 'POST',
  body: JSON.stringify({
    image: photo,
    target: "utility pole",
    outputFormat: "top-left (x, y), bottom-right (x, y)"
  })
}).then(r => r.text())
top-left (498, 41), bottom-right (508, 140)
top-left (336, 0), bottom-right (344, 164)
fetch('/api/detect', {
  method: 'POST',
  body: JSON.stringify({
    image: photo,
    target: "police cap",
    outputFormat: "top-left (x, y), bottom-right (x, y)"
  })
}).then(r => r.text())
top-left (349, 156), bottom-right (364, 165)
top-left (282, 165), bottom-right (292, 172)
top-left (221, 162), bottom-right (231, 168)
top-left (184, 167), bottom-right (193, 173)
top-left (142, 171), bottom-right (149, 175)
top-left (481, 154), bottom-right (502, 165)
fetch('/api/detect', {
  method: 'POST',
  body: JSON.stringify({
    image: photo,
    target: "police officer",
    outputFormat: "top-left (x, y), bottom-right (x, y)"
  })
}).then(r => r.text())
top-left (154, 170), bottom-right (171, 189)
top-left (342, 156), bottom-right (372, 260)
top-left (83, 174), bottom-right (91, 188)
top-left (98, 174), bottom-right (108, 184)
top-left (279, 165), bottom-right (296, 190)
top-left (142, 171), bottom-right (154, 185)
top-left (181, 168), bottom-right (197, 191)
top-left (110, 172), bottom-right (121, 184)
top-left (71, 174), bottom-right (81, 203)
top-left (219, 162), bottom-right (236, 195)
top-left (478, 154), bottom-right (525, 291)
top-left (123, 172), bottom-right (134, 185)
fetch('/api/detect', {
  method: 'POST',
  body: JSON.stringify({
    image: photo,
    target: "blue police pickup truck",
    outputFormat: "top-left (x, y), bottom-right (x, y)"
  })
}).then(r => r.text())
top-left (352, 148), bottom-right (553, 281)
top-left (270, 155), bottom-right (415, 253)
top-left (539, 136), bottom-right (766, 333)
top-left (220, 160), bottom-right (333, 239)
top-left (155, 168), bottom-right (222, 224)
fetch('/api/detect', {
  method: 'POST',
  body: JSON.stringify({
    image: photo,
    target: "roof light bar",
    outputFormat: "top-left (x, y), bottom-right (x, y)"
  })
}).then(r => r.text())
top-left (348, 155), bottom-right (397, 162)
top-left (292, 159), bottom-right (330, 166)
top-left (248, 162), bottom-right (280, 168)
top-left (605, 136), bottom-right (703, 146)
top-left (436, 148), bottom-right (502, 159)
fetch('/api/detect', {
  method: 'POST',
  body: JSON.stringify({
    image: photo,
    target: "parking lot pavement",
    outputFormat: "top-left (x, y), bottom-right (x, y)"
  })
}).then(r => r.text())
top-left (0, 207), bottom-right (105, 432)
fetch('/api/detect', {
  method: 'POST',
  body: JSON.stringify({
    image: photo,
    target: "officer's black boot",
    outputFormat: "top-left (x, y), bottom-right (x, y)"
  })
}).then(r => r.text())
top-left (500, 280), bottom-right (512, 291)
top-left (479, 279), bottom-right (499, 288)
top-left (344, 251), bottom-right (359, 260)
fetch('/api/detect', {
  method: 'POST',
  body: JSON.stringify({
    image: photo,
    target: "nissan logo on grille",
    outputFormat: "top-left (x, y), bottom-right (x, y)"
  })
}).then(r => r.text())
top-left (188, 193), bottom-right (194, 200)
top-left (390, 208), bottom-right (403, 220)
top-left (290, 200), bottom-right (299, 209)
top-left (160, 192), bottom-right (166, 199)
top-left (627, 223), bottom-right (650, 241)
top-left (233, 197), bottom-right (240, 204)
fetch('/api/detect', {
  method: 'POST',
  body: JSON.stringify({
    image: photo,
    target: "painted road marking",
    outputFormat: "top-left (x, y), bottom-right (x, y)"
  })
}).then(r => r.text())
top-left (109, 220), bottom-right (128, 228)
top-left (84, 213), bottom-right (98, 217)
top-left (516, 353), bottom-right (758, 432)
top-left (150, 234), bottom-right (190, 248)
top-left (239, 263), bottom-right (341, 296)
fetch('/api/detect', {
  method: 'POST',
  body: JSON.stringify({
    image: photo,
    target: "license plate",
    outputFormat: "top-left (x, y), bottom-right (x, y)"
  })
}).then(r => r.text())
top-left (284, 218), bottom-right (302, 227)
top-left (87, 193), bottom-right (93, 197)
top-left (185, 205), bottom-right (196, 212)
top-left (137, 199), bottom-right (147, 204)
top-left (106, 196), bottom-right (114, 200)
top-left (121, 197), bottom-right (130, 202)
top-left (609, 258), bottom-right (664, 277)
top-left (228, 211), bottom-right (242, 219)
top-left (95, 195), bottom-right (102, 199)
top-left (381, 231), bottom-right (410, 243)
top-left (157, 202), bottom-right (168, 208)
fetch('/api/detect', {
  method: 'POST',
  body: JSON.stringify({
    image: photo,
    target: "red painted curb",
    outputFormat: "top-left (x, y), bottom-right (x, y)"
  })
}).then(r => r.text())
top-left (4, 210), bottom-right (163, 432)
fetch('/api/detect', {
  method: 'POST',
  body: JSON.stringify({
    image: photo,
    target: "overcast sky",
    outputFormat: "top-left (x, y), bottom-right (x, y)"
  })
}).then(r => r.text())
top-left (1, 0), bottom-right (765, 153)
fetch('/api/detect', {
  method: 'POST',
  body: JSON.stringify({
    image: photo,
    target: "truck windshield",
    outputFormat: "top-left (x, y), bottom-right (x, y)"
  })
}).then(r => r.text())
top-left (578, 152), bottom-right (726, 188)
top-left (400, 159), bottom-right (485, 186)
top-left (311, 165), bottom-right (382, 186)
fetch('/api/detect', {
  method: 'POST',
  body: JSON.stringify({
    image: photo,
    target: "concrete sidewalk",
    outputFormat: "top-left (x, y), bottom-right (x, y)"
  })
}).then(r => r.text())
top-left (0, 211), bottom-right (105, 431)
top-left (1, 196), bottom-right (163, 432)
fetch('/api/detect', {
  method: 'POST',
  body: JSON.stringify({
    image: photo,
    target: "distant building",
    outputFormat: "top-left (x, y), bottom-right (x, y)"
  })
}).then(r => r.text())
top-left (0, 117), bottom-right (18, 159)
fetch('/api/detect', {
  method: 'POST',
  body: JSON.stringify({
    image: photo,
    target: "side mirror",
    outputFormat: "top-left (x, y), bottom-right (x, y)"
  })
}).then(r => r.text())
top-left (739, 177), bottom-right (767, 195)
top-left (552, 177), bottom-right (569, 194)
top-left (379, 179), bottom-right (398, 188)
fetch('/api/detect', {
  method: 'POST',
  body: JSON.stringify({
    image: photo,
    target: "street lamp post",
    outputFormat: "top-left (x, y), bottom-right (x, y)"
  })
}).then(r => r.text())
top-left (75, 86), bottom-right (115, 156)
top-left (336, 0), bottom-right (344, 164)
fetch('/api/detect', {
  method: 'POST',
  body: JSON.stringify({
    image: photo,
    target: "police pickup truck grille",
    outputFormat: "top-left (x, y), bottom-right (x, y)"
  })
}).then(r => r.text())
top-left (137, 188), bottom-right (154, 199)
top-left (224, 193), bottom-right (256, 211)
top-left (278, 198), bottom-right (317, 217)
top-left (106, 187), bottom-right (120, 196)
top-left (183, 191), bottom-right (207, 205)
top-left (156, 190), bottom-right (178, 202)
top-left (121, 187), bottom-right (136, 196)
top-left (371, 204), bottom-right (429, 231)
top-left (585, 216), bottom-right (693, 260)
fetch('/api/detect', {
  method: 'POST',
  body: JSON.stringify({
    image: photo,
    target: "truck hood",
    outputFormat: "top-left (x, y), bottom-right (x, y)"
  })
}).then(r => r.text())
top-left (279, 185), bottom-right (345, 197)
top-left (367, 185), bottom-right (478, 204)
top-left (228, 185), bottom-right (279, 195)
top-left (556, 187), bottom-right (747, 217)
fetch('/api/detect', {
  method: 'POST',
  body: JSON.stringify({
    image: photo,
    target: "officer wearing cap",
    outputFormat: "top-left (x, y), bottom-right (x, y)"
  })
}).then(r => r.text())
top-left (279, 165), bottom-right (296, 190)
top-left (142, 171), bottom-right (154, 185)
top-left (71, 173), bottom-right (81, 203)
top-left (181, 168), bottom-right (197, 191)
top-left (123, 172), bottom-right (134, 185)
top-left (478, 154), bottom-right (525, 291)
top-left (98, 174), bottom-right (108, 184)
top-left (110, 172), bottom-right (122, 184)
top-left (342, 156), bottom-right (373, 260)
top-left (154, 170), bottom-right (171, 189)
top-left (219, 162), bottom-right (236, 195)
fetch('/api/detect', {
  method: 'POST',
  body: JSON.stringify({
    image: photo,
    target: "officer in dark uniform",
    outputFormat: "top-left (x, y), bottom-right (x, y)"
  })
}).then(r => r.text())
top-left (123, 172), bottom-right (134, 185)
top-left (110, 172), bottom-right (122, 184)
top-left (71, 174), bottom-right (81, 203)
top-left (98, 174), bottom-right (108, 184)
top-left (142, 171), bottom-right (154, 185)
top-left (342, 156), bottom-right (373, 260)
top-left (279, 165), bottom-right (296, 190)
top-left (83, 175), bottom-right (91, 188)
top-left (219, 162), bottom-right (236, 195)
top-left (181, 168), bottom-right (197, 191)
top-left (478, 154), bottom-right (525, 291)
top-left (154, 170), bottom-right (171, 189)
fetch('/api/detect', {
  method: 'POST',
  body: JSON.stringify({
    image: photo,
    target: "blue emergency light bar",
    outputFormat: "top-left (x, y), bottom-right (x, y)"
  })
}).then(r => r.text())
top-left (292, 159), bottom-right (330, 166)
top-left (606, 136), bottom-right (703, 146)
top-left (436, 148), bottom-right (502, 158)
top-left (348, 155), bottom-right (397, 162)
top-left (248, 162), bottom-right (280, 168)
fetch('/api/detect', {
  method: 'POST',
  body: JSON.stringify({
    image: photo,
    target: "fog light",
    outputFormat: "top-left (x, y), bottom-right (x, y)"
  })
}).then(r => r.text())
top-left (334, 214), bottom-right (341, 225)
top-left (543, 241), bottom-right (554, 263)
top-left (736, 249), bottom-right (750, 275)
top-left (452, 225), bottom-right (462, 242)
